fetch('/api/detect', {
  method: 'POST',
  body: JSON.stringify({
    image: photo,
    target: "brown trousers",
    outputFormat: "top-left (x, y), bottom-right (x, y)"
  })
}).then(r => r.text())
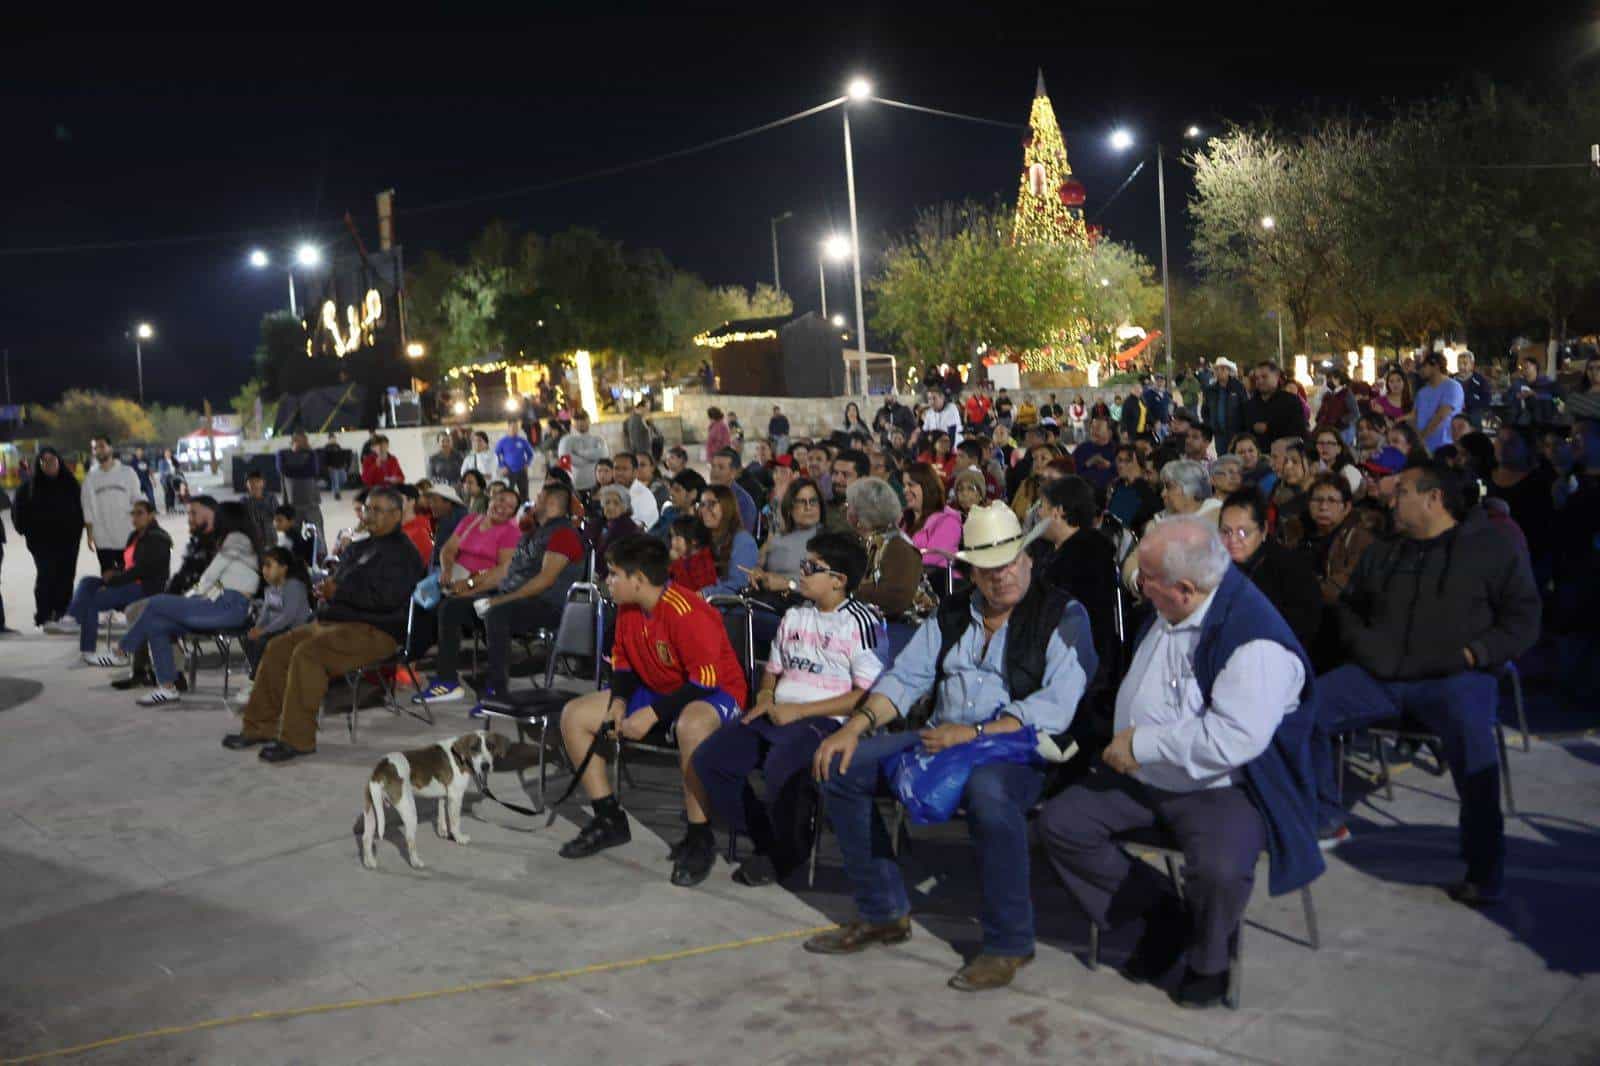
top-left (240, 622), bottom-right (397, 751)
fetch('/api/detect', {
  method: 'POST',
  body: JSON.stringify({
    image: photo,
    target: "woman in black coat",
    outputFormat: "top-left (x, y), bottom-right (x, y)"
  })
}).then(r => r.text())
top-left (1218, 489), bottom-right (1322, 651)
top-left (12, 447), bottom-right (84, 626)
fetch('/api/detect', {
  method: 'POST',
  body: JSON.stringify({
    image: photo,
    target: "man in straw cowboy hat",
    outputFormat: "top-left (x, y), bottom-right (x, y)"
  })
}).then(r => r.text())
top-left (806, 502), bottom-right (1098, 991)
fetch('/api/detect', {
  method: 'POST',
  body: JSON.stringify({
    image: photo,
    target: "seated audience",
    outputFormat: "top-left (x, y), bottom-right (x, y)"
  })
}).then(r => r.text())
top-left (556, 535), bottom-right (749, 885)
top-left (1270, 441), bottom-right (1316, 544)
top-left (697, 483), bottom-right (759, 598)
top-left (951, 467), bottom-right (988, 515)
top-left (846, 477), bottom-right (924, 620)
top-left (900, 462), bottom-right (962, 572)
top-left (652, 469), bottom-right (706, 541)
top-left (693, 533), bottom-right (883, 886)
top-left (1209, 454), bottom-right (1245, 498)
top-left (1106, 445), bottom-right (1162, 535)
top-left (668, 516), bottom-right (719, 591)
top-left (1302, 474), bottom-right (1374, 607)
top-left (1311, 461), bottom-right (1540, 905)
top-left (69, 500), bottom-right (172, 665)
top-left (421, 484), bottom-right (468, 568)
top-left (397, 484), bottom-right (435, 563)
top-left (747, 477), bottom-right (826, 593)
top-left (224, 487), bottom-right (426, 762)
top-left (805, 503), bottom-right (1096, 991)
top-left (1040, 517), bottom-right (1323, 1009)
top-left (1218, 490), bottom-right (1322, 650)
top-left (241, 547), bottom-right (314, 679)
top-left (590, 484), bottom-right (640, 581)
top-left (111, 500), bottom-right (259, 705)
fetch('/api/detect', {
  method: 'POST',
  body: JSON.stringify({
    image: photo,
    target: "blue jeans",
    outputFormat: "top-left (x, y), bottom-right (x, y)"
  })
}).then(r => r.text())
top-left (1312, 664), bottom-right (1504, 891)
top-left (69, 578), bottom-right (148, 653)
top-left (117, 591), bottom-right (251, 686)
top-left (693, 715), bottom-right (841, 873)
top-left (820, 730), bottom-right (1046, 956)
top-left (329, 468), bottom-right (346, 496)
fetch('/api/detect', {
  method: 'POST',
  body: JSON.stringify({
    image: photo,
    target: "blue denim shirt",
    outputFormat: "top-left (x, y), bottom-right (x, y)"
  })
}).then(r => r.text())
top-left (871, 591), bottom-right (1094, 735)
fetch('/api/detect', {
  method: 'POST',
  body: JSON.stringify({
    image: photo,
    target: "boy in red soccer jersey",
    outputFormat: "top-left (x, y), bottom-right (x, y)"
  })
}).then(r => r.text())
top-left (557, 534), bottom-right (748, 886)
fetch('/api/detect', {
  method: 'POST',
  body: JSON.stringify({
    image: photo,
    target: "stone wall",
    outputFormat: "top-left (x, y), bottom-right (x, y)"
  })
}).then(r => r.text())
top-left (670, 384), bottom-right (1189, 444)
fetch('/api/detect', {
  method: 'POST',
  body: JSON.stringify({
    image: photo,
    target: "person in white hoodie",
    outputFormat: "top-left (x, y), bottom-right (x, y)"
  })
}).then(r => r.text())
top-left (81, 436), bottom-right (143, 573)
top-left (108, 501), bottom-right (261, 706)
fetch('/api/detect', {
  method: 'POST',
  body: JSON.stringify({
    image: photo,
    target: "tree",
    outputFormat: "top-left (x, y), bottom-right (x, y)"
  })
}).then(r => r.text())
top-left (145, 403), bottom-right (203, 449)
top-left (1012, 72), bottom-right (1091, 248)
top-left (1079, 240), bottom-right (1164, 367)
top-left (1169, 280), bottom-right (1278, 369)
top-left (230, 379), bottom-right (278, 439)
top-left (871, 200), bottom-right (1092, 368)
top-left (37, 390), bottom-right (155, 451)
top-left (253, 310), bottom-right (308, 394)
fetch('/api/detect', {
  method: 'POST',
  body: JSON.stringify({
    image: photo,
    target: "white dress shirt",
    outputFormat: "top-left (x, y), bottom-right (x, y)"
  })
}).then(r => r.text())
top-left (1116, 587), bottom-right (1304, 793)
top-left (921, 404), bottom-right (963, 446)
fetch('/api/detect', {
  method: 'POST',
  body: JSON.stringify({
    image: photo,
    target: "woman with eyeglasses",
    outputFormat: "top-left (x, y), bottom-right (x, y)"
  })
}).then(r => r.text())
top-left (1218, 489), bottom-right (1322, 650)
top-left (1312, 429), bottom-right (1363, 497)
top-left (746, 477), bottom-right (826, 594)
top-left (697, 483), bottom-right (757, 598)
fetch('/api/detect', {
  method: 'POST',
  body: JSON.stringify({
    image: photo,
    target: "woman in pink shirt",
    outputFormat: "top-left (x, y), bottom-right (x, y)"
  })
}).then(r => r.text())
top-left (704, 405), bottom-right (732, 463)
top-left (899, 462), bottom-right (963, 570)
top-left (437, 487), bottom-right (521, 591)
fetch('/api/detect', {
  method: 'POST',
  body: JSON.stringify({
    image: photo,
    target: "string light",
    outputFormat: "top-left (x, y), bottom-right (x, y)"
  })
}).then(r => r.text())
top-left (693, 327), bottom-right (780, 349)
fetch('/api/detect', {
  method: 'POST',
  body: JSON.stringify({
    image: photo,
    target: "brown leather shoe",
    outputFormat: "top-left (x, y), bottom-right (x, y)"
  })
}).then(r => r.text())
top-left (948, 952), bottom-right (1034, 991)
top-left (803, 917), bottom-right (912, 955)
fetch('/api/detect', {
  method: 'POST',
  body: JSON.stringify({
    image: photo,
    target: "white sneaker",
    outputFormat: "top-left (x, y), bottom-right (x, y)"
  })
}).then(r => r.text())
top-left (42, 619), bottom-right (79, 635)
top-left (136, 686), bottom-right (182, 707)
top-left (83, 651), bottom-right (130, 668)
top-left (107, 611), bottom-right (128, 627)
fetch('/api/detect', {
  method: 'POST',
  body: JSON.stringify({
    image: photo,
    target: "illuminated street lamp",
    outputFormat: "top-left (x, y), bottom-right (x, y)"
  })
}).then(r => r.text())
top-left (818, 234), bottom-right (851, 317)
top-left (128, 322), bottom-right (154, 405)
top-left (405, 341), bottom-right (426, 359)
top-left (1260, 215), bottom-right (1276, 230)
top-left (847, 77), bottom-right (873, 102)
top-left (249, 242), bottom-right (323, 316)
top-left (831, 314), bottom-right (846, 328)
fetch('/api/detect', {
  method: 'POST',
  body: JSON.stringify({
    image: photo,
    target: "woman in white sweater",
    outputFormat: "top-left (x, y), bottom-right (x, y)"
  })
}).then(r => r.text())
top-left (109, 501), bottom-right (261, 706)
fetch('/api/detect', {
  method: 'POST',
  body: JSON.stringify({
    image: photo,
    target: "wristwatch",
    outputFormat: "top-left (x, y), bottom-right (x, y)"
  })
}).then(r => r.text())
top-left (786, 578), bottom-right (798, 593)
top-left (972, 722), bottom-right (986, 738)
top-left (467, 575), bottom-right (477, 589)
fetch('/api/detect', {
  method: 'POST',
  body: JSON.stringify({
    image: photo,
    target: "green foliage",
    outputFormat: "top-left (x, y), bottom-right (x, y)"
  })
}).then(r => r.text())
top-left (1188, 79), bottom-right (1600, 353)
top-left (1169, 280), bottom-right (1279, 369)
top-left (37, 390), bottom-right (155, 450)
top-left (253, 310), bottom-right (308, 394)
top-left (144, 404), bottom-right (204, 448)
top-left (870, 199), bottom-right (1107, 364)
top-left (229, 379), bottom-right (278, 439)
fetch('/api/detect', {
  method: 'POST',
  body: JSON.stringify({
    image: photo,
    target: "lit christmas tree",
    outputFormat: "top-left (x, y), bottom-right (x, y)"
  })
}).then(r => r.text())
top-left (1011, 70), bottom-right (1092, 374)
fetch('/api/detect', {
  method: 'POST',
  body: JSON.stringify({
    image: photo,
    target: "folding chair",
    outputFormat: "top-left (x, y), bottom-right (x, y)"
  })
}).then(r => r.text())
top-left (474, 586), bottom-right (608, 813)
top-left (1339, 712), bottom-right (1518, 817)
top-left (1083, 824), bottom-right (1321, 1010)
top-left (178, 628), bottom-right (253, 699)
top-left (340, 600), bottom-right (431, 743)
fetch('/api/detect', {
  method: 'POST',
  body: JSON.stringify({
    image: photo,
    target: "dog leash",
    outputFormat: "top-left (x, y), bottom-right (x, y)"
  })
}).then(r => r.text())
top-left (543, 721), bottom-right (614, 827)
top-left (472, 772), bottom-right (545, 818)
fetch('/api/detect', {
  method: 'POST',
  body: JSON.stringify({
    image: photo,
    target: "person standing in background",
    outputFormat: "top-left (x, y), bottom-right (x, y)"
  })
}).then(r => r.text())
top-left (557, 411), bottom-right (610, 493)
top-left (427, 432), bottom-right (458, 486)
top-left (494, 419), bottom-right (537, 502)
top-left (768, 405), bottom-right (791, 456)
top-left (81, 436), bottom-right (141, 573)
top-left (360, 434), bottom-right (405, 487)
top-left (157, 448), bottom-right (179, 513)
top-left (278, 431), bottom-right (325, 540)
top-left (130, 446), bottom-right (156, 508)
top-left (13, 447), bottom-right (83, 627)
top-left (319, 434), bottom-right (349, 499)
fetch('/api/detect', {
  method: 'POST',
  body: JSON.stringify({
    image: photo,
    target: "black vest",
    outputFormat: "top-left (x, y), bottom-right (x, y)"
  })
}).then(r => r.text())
top-left (933, 580), bottom-right (1071, 704)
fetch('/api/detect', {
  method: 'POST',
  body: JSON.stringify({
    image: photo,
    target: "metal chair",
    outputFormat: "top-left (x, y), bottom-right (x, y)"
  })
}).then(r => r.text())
top-left (1341, 712), bottom-right (1518, 817)
top-left (1084, 824), bottom-right (1321, 1010)
top-left (474, 587), bottom-right (608, 813)
top-left (339, 600), bottom-right (431, 743)
top-left (178, 628), bottom-right (254, 699)
top-left (1501, 662), bottom-right (1531, 752)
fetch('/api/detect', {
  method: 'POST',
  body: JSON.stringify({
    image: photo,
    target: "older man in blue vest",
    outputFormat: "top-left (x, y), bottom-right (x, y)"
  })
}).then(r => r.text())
top-left (804, 503), bottom-right (1098, 992)
top-left (1040, 516), bottom-right (1323, 1009)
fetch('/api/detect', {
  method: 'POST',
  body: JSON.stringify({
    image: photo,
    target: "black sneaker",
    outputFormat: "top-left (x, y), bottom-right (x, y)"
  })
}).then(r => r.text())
top-left (1119, 896), bottom-right (1188, 985)
top-left (258, 741), bottom-right (314, 763)
top-left (670, 833), bottom-right (716, 887)
top-left (112, 671), bottom-right (156, 691)
top-left (221, 733), bottom-right (269, 750)
top-left (559, 813), bottom-right (631, 859)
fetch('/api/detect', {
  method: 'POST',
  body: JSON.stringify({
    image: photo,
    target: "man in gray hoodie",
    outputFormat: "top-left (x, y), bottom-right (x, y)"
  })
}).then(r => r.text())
top-left (1311, 460), bottom-right (1540, 906)
top-left (81, 436), bottom-right (143, 573)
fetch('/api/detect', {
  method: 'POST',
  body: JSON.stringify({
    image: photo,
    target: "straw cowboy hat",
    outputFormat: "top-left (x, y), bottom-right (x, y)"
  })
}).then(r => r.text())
top-left (953, 502), bottom-right (1048, 569)
top-left (424, 482), bottom-right (465, 506)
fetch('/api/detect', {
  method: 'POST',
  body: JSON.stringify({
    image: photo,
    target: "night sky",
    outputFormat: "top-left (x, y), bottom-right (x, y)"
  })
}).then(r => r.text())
top-left (1, 9), bottom-right (1590, 409)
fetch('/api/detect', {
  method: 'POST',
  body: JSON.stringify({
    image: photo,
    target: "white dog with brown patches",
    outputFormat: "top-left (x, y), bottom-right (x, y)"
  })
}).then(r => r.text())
top-left (361, 731), bottom-right (510, 870)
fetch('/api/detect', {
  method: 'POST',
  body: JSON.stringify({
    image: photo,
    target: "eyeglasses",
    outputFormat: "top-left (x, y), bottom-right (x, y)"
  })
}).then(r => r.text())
top-left (696, 498), bottom-right (717, 509)
top-left (798, 559), bottom-right (842, 578)
top-left (1218, 525), bottom-right (1259, 541)
top-left (792, 495), bottom-right (820, 507)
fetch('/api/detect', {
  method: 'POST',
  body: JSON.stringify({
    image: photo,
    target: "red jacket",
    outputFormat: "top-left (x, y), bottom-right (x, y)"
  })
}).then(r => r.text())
top-left (361, 452), bottom-right (405, 487)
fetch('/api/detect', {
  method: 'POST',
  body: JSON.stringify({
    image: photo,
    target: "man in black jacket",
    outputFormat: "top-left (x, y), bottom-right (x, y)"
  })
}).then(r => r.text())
top-left (1310, 461), bottom-right (1540, 905)
top-left (1241, 361), bottom-right (1307, 449)
top-left (225, 487), bottom-right (425, 763)
top-left (1200, 358), bottom-right (1249, 444)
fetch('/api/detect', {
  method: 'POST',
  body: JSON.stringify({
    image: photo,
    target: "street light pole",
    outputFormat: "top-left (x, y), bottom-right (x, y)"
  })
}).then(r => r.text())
top-left (842, 109), bottom-right (867, 356)
top-left (288, 272), bottom-right (298, 318)
top-left (134, 339), bottom-right (145, 406)
top-left (1157, 142), bottom-right (1174, 380)
top-left (769, 211), bottom-right (792, 292)
top-left (818, 258), bottom-right (828, 317)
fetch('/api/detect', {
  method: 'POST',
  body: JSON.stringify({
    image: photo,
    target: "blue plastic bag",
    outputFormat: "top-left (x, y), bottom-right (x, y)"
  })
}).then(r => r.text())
top-left (887, 725), bottom-right (1045, 825)
top-left (412, 571), bottom-right (443, 610)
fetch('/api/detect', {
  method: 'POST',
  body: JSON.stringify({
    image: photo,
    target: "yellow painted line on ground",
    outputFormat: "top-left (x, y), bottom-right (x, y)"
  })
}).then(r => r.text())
top-left (2, 923), bottom-right (837, 1064)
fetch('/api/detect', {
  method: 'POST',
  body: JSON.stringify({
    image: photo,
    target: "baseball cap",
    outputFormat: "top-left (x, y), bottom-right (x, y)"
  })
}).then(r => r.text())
top-left (1360, 446), bottom-right (1407, 476)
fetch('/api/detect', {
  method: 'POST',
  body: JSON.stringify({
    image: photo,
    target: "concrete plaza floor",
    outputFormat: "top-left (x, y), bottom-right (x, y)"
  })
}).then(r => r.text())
top-left (1, 497), bottom-right (1597, 1065)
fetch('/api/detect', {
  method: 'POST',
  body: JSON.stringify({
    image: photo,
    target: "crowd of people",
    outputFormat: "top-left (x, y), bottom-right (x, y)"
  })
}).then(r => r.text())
top-left (21, 343), bottom-right (1594, 1004)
